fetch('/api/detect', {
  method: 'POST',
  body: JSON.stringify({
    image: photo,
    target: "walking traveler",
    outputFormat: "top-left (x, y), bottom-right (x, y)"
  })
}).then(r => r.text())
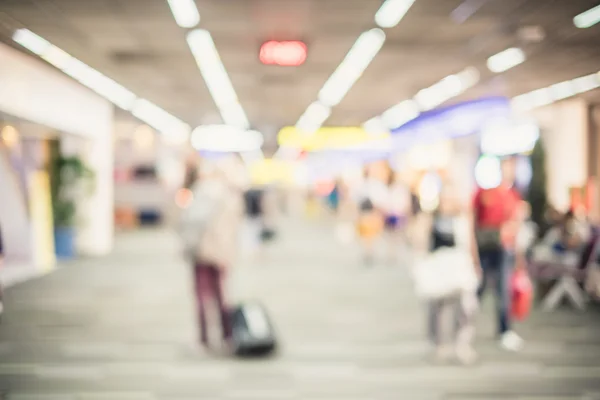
top-left (425, 187), bottom-right (479, 364)
top-left (179, 156), bottom-right (246, 351)
top-left (472, 156), bottom-right (525, 352)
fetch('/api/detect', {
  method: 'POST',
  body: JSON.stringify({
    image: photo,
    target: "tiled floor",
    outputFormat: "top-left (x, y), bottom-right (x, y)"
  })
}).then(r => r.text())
top-left (1, 217), bottom-right (600, 399)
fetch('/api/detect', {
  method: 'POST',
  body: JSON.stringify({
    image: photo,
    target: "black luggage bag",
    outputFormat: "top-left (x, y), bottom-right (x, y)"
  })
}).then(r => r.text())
top-left (230, 302), bottom-right (277, 357)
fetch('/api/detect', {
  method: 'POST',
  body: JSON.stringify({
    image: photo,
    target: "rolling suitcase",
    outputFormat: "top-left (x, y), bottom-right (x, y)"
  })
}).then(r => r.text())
top-left (230, 302), bottom-right (277, 357)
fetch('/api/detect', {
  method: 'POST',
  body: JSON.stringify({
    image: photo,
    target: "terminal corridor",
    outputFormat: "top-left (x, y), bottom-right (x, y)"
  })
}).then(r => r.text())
top-left (1, 218), bottom-right (600, 399)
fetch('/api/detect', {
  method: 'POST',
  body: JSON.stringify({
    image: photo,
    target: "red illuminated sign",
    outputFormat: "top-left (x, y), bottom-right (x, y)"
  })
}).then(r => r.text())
top-left (259, 41), bottom-right (307, 67)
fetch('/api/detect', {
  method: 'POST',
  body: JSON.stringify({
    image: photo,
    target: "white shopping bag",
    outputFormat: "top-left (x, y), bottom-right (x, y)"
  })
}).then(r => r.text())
top-left (413, 247), bottom-right (479, 300)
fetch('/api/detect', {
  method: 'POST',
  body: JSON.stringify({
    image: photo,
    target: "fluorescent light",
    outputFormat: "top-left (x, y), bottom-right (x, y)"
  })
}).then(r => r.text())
top-left (304, 101), bottom-right (331, 124)
top-left (132, 99), bottom-right (190, 139)
top-left (381, 100), bottom-right (419, 128)
top-left (41, 46), bottom-right (72, 69)
top-left (363, 117), bottom-right (388, 134)
top-left (12, 29), bottom-right (51, 55)
top-left (528, 88), bottom-right (553, 108)
top-left (187, 29), bottom-right (249, 129)
top-left (511, 88), bottom-right (552, 111)
top-left (549, 81), bottom-right (576, 101)
top-left (13, 29), bottom-right (137, 110)
top-left (487, 47), bottom-right (526, 73)
top-left (571, 74), bottom-right (600, 93)
top-left (456, 66), bottom-right (480, 88)
top-left (415, 67), bottom-right (480, 111)
top-left (187, 30), bottom-right (238, 107)
top-left (13, 28), bottom-right (191, 138)
top-left (296, 101), bottom-right (331, 134)
top-left (167, 0), bottom-right (201, 28)
top-left (375, 0), bottom-right (417, 28)
top-left (367, 66), bottom-right (479, 129)
top-left (317, 28), bottom-right (386, 107)
top-left (574, 4), bottom-right (600, 28)
top-left (512, 72), bottom-right (600, 111)
top-left (63, 58), bottom-right (137, 110)
top-left (220, 102), bottom-right (250, 130)
top-left (190, 125), bottom-right (263, 152)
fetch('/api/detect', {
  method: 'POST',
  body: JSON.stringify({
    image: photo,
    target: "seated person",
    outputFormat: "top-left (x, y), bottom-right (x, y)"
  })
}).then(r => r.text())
top-left (534, 209), bottom-right (591, 264)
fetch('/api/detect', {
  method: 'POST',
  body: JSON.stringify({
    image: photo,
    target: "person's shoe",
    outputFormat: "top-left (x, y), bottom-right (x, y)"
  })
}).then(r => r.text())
top-left (500, 331), bottom-right (524, 352)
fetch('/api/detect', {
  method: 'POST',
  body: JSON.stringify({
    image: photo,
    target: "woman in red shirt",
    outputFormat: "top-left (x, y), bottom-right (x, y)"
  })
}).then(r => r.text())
top-left (472, 157), bottom-right (524, 352)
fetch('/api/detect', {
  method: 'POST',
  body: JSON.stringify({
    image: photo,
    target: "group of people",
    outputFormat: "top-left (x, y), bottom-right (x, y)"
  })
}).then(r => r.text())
top-left (329, 171), bottom-right (416, 266)
top-left (328, 157), bottom-right (533, 364)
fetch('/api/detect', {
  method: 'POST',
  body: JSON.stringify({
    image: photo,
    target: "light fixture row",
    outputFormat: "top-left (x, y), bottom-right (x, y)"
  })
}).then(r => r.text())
top-left (167, 0), bottom-right (250, 130)
top-left (364, 2), bottom-right (600, 130)
top-left (512, 71), bottom-right (600, 111)
top-left (293, 0), bottom-right (418, 136)
top-left (12, 28), bottom-right (191, 142)
top-left (364, 66), bottom-right (481, 132)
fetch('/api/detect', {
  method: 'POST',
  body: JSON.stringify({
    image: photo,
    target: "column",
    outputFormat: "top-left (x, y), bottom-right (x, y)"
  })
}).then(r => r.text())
top-left (530, 98), bottom-right (589, 211)
top-left (62, 106), bottom-right (115, 256)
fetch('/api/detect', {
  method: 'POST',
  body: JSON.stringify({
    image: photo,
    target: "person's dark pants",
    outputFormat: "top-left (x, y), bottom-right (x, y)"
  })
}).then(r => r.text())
top-left (193, 262), bottom-right (230, 346)
top-left (477, 248), bottom-right (512, 335)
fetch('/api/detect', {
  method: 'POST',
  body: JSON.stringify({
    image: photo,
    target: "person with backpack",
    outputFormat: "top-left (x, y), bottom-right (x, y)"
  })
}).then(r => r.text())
top-left (179, 156), bottom-right (246, 351)
top-left (472, 156), bottom-right (525, 352)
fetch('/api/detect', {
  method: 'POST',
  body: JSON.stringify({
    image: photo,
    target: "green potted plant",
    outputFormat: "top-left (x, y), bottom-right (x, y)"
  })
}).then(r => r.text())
top-left (526, 138), bottom-right (548, 237)
top-left (48, 140), bottom-right (95, 259)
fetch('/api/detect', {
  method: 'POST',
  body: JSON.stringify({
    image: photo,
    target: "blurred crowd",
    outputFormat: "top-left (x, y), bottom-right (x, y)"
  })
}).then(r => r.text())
top-left (174, 153), bottom-right (599, 363)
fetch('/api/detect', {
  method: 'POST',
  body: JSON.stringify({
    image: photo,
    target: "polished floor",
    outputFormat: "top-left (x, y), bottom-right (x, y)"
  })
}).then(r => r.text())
top-left (1, 217), bottom-right (600, 399)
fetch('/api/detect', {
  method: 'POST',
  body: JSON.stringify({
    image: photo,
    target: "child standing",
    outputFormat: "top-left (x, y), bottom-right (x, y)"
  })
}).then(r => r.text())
top-left (357, 199), bottom-right (384, 266)
top-left (427, 190), bottom-right (479, 365)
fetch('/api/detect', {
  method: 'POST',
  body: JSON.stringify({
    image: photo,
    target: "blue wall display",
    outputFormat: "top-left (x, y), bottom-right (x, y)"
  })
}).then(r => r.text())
top-left (303, 97), bottom-right (513, 180)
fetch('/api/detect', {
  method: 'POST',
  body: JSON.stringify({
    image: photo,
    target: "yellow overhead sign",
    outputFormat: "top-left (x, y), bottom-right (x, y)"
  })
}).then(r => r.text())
top-left (278, 126), bottom-right (389, 150)
top-left (250, 158), bottom-right (296, 185)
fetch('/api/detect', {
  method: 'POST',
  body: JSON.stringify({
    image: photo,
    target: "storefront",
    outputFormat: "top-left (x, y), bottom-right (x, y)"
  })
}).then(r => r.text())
top-left (0, 41), bottom-right (114, 284)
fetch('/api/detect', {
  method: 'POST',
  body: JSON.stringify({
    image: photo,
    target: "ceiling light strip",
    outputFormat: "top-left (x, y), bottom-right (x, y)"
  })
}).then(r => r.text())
top-left (167, 0), bottom-right (201, 28)
top-left (366, 66), bottom-right (480, 131)
top-left (512, 71), bottom-right (600, 111)
top-left (375, 0), bottom-right (418, 28)
top-left (574, 4), bottom-right (600, 29)
top-left (294, 28), bottom-right (386, 135)
top-left (486, 47), bottom-right (526, 73)
top-left (292, 0), bottom-right (418, 140)
top-left (185, 30), bottom-right (249, 130)
top-left (12, 28), bottom-right (190, 139)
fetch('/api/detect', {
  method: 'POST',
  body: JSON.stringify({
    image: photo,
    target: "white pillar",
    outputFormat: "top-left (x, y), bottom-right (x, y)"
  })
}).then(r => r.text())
top-left (530, 99), bottom-right (589, 211)
top-left (449, 135), bottom-right (479, 206)
top-left (0, 43), bottom-right (116, 257)
top-left (78, 106), bottom-right (115, 256)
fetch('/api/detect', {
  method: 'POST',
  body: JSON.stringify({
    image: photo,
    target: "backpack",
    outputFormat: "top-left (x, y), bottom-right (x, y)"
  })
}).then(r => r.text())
top-left (178, 181), bottom-right (223, 260)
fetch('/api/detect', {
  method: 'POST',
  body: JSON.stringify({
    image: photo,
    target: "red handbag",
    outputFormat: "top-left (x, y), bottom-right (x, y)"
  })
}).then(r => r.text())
top-left (511, 269), bottom-right (533, 321)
